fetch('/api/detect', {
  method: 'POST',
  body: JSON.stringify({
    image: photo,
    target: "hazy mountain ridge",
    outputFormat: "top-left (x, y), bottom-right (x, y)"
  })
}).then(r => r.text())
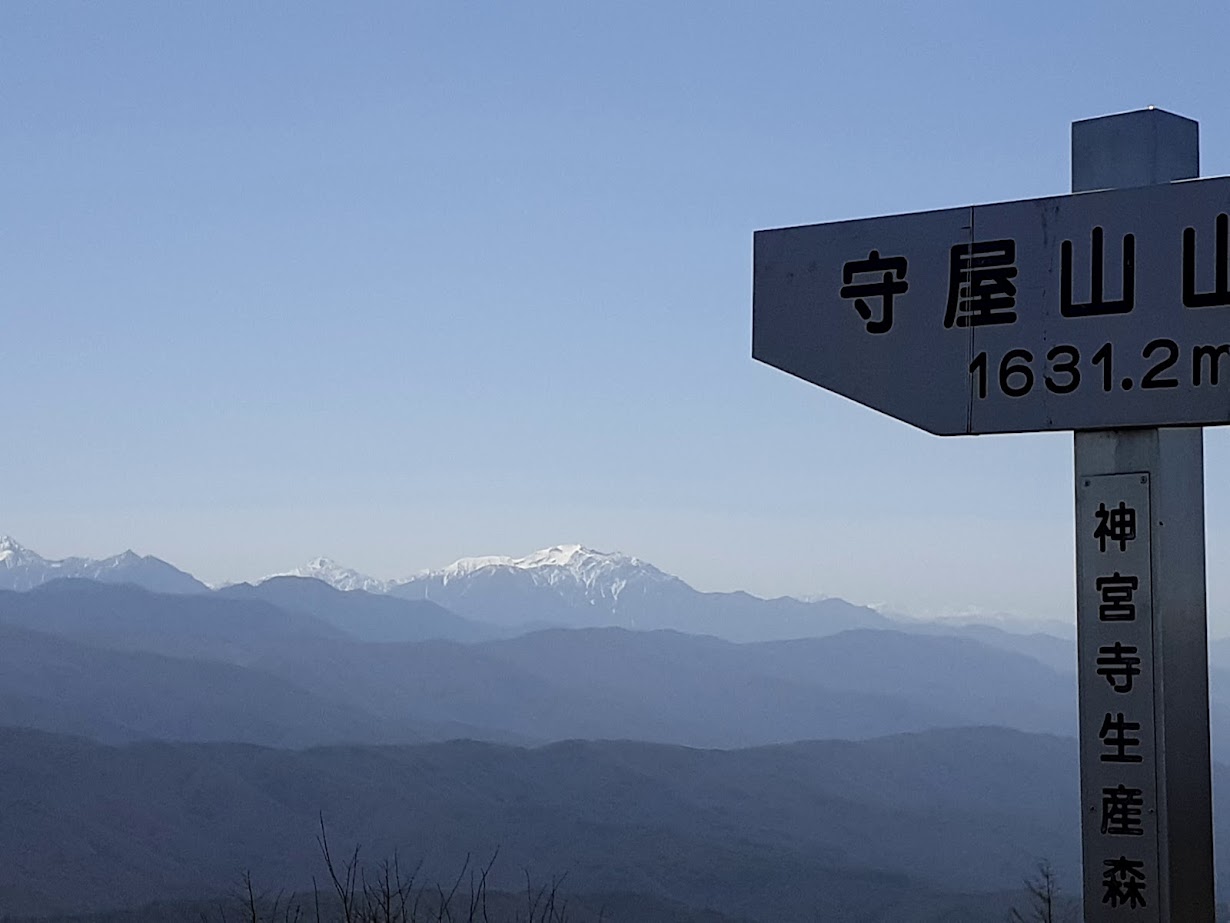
top-left (250, 630), bottom-right (971, 747)
top-left (0, 580), bottom-right (349, 665)
top-left (0, 578), bottom-right (1081, 749)
top-left (217, 575), bottom-right (506, 643)
top-left (20, 578), bottom-right (1230, 763)
top-left (895, 620), bottom-right (1077, 673)
top-left (468, 626), bottom-right (1078, 739)
top-left (0, 620), bottom-right (406, 747)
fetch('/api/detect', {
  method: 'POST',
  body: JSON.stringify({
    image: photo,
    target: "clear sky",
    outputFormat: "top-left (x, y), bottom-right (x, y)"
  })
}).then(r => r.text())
top-left (5, 1), bottom-right (1230, 626)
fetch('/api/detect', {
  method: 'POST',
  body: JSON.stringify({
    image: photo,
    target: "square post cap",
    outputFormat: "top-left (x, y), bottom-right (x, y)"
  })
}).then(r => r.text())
top-left (1072, 107), bottom-right (1199, 192)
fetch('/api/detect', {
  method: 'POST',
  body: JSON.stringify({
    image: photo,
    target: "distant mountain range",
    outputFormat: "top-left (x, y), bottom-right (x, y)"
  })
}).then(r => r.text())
top-left (0, 536), bottom-right (206, 594)
top-left (0, 538), bottom-right (922, 642)
top-left (0, 535), bottom-right (1099, 673)
top-left (0, 537), bottom-right (1103, 646)
top-left (0, 538), bottom-right (1225, 922)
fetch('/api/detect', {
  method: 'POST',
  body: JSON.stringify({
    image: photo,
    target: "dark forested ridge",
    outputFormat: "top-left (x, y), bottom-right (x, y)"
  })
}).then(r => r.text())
top-left (0, 726), bottom-right (1078, 921)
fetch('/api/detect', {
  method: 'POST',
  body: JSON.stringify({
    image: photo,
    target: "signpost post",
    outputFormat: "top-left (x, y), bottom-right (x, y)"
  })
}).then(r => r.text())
top-left (1071, 110), bottom-right (1213, 923)
top-left (753, 108), bottom-right (1216, 921)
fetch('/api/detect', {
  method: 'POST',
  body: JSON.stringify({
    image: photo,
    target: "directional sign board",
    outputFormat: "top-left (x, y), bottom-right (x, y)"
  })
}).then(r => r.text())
top-left (753, 176), bottom-right (1230, 435)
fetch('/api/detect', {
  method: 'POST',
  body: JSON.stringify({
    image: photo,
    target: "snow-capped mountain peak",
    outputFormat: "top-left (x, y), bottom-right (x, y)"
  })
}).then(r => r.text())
top-left (430, 544), bottom-right (669, 588)
top-left (403, 544), bottom-right (681, 618)
top-left (264, 545), bottom-right (677, 607)
top-left (390, 543), bottom-right (888, 639)
top-left (0, 535), bottom-right (44, 565)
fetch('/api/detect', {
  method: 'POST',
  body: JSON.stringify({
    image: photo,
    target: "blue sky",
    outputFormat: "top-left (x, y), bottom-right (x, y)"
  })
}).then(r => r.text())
top-left (5, 1), bottom-right (1230, 625)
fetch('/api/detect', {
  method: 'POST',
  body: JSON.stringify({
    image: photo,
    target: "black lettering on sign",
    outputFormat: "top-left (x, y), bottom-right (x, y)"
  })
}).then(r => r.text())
top-left (839, 250), bottom-right (908, 335)
top-left (1193, 343), bottom-right (1230, 386)
top-left (1097, 572), bottom-right (1139, 622)
top-left (1096, 642), bottom-right (1142, 693)
top-left (945, 239), bottom-right (1018, 328)
top-left (1101, 785), bottom-right (1145, 837)
top-left (1062, 227), bottom-right (1135, 318)
top-left (968, 352), bottom-right (988, 400)
top-left (1098, 711), bottom-right (1143, 763)
top-left (1094, 502), bottom-right (1137, 553)
top-left (1184, 213), bottom-right (1230, 309)
top-left (1090, 343), bottom-right (1113, 392)
top-left (1103, 856), bottom-right (1148, 909)
top-left (1141, 338), bottom-right (1180, 389)
top-left (998, 349), bottom-right (1034, 397)
top-left (1044, 345), bottom-right (1081, 394)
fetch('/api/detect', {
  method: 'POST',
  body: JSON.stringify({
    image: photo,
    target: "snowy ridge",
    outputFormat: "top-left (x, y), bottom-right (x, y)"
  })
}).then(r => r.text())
top-left (0, 537), bottom-right (53, 586)
top-left (392, 543), bottom-right (685, 618)
top-left (387, 543), bottom-right (894, 638)
top-left (267, 544), bottom-right (679, 610)
top-left (0, 536), bottom-right (205, 594)
top-left (427, 544), bottom-right (673, 594)
top-left (0, 536), bottom-right (41, 568)
top-left (271, 557), bottom-right (395, 594)
top-left (0, 536), bottom-right (126, 589)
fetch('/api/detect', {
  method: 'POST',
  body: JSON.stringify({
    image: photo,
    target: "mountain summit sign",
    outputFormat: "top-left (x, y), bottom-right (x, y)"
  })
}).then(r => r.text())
top-left (753, 175), bottom-right (1230, 435)
top-left (755, 108), bottom-right (1218, 922)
